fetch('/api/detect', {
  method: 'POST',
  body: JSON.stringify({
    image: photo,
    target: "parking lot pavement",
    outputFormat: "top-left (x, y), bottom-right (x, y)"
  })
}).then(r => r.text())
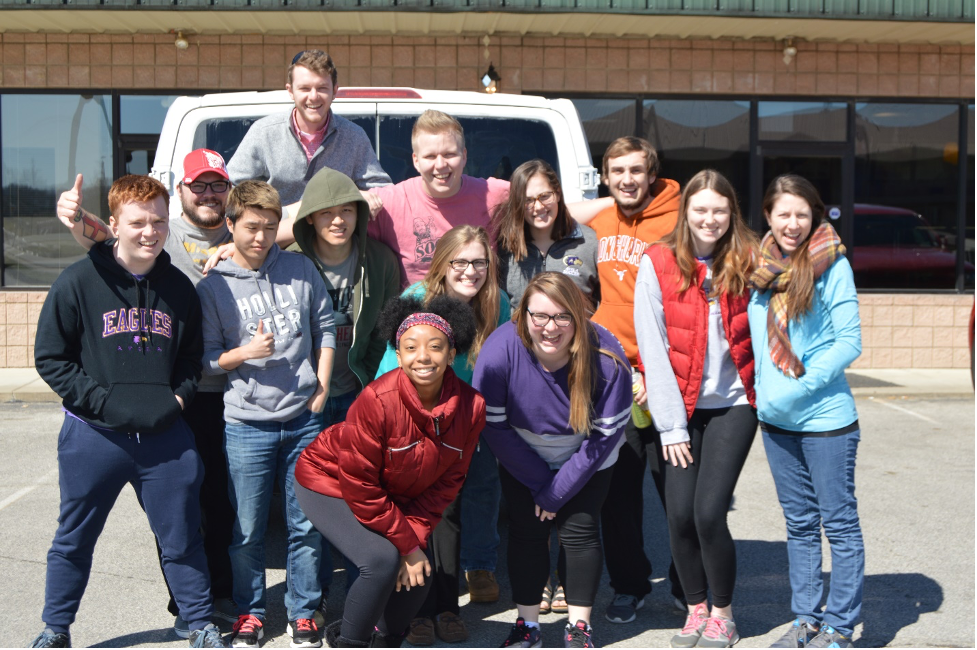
top-left (2, 395), bottom-right (973, 648)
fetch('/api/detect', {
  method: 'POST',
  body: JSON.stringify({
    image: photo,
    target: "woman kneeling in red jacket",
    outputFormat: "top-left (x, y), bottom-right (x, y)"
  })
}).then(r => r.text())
top-left (295, 295), bottom-right (485, 648)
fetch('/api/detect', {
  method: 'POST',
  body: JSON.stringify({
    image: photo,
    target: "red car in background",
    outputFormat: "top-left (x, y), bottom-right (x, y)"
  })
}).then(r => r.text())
top-left (844, 204), bottom-right (973, 290)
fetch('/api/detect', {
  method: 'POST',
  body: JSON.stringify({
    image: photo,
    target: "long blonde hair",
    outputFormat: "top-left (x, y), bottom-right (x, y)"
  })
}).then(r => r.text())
top-left (422, 225), bottom-right (500, 368)
top-left (660, 169), bottom-right (756, 298)
top-left (514, 273), bottom-right (628, 435)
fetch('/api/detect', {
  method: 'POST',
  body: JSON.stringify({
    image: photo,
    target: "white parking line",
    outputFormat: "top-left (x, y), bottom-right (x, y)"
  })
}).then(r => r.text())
top-left (0, 469), bottom-right (57, 512)
top-left (871, 398), bottom-right (940, 425)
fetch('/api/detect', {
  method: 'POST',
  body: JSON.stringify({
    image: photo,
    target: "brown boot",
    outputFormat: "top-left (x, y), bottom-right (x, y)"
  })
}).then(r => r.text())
top-left (404, 618), bottom-right (434, 647)
top-left (434, 612), bottom-right (468, 643)
top-left (465, 570), bottom-right (500, 603)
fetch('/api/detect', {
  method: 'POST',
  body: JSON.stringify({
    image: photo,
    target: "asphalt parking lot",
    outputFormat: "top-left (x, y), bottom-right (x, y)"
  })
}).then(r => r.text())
top-left (2, 392), bottom-right (973, 648)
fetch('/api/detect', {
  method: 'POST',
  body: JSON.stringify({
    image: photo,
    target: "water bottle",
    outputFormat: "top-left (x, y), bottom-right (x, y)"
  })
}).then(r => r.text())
top-left (631, 369), bottom-right (652, 428)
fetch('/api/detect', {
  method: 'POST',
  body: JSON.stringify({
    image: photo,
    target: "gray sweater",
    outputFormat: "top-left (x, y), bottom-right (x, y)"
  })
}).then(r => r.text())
top-left (197, 244), bottom-right (336, 424)
top-left (227, 110), bottom-right (391, 205)
top-left (634, 255), bottom-right (747, 446)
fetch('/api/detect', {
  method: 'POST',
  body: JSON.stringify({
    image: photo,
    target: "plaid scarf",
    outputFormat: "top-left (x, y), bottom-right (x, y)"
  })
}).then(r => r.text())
top-left (750, 222), bottom-right (845, 378)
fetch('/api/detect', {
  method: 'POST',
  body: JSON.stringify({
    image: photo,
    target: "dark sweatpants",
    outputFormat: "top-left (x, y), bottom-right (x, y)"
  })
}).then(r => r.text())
top-left (600, 418), bottom-right (684, 601)
top-left (42, 415), bottom-right (214, 633)
top-left (158, 391), bottom-right (235, 615)
top-left (296, 483), bottom-right (432, 645)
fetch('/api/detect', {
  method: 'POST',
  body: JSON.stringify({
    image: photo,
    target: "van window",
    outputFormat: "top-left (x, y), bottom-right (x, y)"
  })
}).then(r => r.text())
top-left (193, 114), bottom-right (378, 166)
top-left (378, 115), bottom-right (559, 184)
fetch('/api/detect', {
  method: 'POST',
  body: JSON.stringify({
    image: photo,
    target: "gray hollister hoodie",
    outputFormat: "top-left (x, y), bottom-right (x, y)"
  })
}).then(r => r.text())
top-left (197, 244), bottom-right (336, 424)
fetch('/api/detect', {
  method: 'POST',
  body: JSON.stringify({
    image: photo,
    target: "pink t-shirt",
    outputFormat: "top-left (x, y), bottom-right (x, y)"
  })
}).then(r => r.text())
top-left (367, 175), bottom-right (510, 287)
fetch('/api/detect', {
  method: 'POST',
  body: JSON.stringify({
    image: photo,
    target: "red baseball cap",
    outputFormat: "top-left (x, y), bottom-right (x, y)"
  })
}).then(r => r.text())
top-left (182, 149), bottom-right (229, 184)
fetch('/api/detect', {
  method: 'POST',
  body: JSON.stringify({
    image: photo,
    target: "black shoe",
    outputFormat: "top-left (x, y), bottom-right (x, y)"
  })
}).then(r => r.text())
top-left (30, 628), bottom-right (70, 648)
top-left (288, 619), bottom-right (322, 648)
top-left (190, 623), bottom-right (230, 648)
top-left (564, 620), bottom-right (596, 648)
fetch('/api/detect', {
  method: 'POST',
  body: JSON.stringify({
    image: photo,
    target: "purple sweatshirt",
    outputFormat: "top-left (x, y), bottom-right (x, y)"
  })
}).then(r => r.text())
top-left (472, 321), bottom-right (632, 512)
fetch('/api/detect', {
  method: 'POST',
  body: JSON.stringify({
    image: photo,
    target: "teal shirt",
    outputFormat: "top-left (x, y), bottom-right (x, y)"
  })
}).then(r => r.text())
top-left (748, 256), bottom-right (861, 432)
top-left (375, 281), bottom-right (512, 385)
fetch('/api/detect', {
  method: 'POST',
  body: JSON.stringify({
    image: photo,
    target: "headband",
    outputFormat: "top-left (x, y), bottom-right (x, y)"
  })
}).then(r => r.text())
top-left (396, 313), bottom-right (455, 349)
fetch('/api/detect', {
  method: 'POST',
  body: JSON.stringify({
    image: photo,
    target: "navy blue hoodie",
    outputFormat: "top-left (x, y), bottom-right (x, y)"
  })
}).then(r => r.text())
top-left (34, 241), bottom-right (203, 434)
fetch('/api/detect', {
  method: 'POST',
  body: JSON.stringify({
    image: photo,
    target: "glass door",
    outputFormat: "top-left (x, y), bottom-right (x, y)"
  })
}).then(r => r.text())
top-left (751, 142), bottom-right (854, 251)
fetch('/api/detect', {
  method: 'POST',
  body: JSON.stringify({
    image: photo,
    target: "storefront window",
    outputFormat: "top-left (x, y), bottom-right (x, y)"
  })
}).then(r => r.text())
top-left (1, 94), bottom-right (114, 286)
top-left (759, 101), bottom-right (848, 142)
top-left (120, 95), bottom-right (178, 135)
top-left (966, 104), bottom-right (974, 289)
top-left (854, 103), bottom-right (963, 289)
top-left (572, 99), bottom-right (636, 196)
top-left (642, 100), bottom-right (750, 210)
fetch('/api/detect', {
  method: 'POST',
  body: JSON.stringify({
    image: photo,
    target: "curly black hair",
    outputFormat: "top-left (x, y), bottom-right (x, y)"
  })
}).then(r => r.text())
top-left (376, 294), bottom-right (477, 354)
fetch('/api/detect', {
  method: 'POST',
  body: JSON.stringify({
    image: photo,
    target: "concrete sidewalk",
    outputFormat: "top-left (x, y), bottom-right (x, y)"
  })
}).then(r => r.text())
top-left (1, 367), bottom-right (971, 402)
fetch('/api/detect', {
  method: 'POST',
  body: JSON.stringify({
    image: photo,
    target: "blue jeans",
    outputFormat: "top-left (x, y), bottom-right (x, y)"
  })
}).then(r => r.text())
top-left (316, 390), bottom-right (358, 593)
top-left (762, 429), bottom-right (865, 638)
top-left (460, 434), bottom-right (501, 572)
top-left (225, 409), bottom-right (324, 621)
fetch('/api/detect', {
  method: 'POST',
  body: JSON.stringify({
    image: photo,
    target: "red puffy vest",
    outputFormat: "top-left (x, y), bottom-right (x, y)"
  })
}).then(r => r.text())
top-left (643, 244), bottom-right (755, 418)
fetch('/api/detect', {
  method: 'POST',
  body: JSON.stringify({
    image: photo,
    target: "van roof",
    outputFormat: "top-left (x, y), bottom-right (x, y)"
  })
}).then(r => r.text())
top-left (196, 87), bottom-right (557, 109)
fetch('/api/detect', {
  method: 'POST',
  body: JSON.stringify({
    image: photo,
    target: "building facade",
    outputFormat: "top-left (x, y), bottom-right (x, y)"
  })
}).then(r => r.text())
top-left (0, 3), bottom-right (974, 369)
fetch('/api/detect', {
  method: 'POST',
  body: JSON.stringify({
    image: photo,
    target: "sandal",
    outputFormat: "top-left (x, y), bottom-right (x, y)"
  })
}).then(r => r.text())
top-left (539, 580), bottom-right (553, 614)
top-left (551, 584), bottom-right (568, 614)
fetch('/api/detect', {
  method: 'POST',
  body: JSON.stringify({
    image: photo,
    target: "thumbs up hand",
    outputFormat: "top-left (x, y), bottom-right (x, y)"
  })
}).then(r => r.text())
top-left (57, 174), bottom-right (85, 226)
top-left (244, 319), bottom-right (276, 360)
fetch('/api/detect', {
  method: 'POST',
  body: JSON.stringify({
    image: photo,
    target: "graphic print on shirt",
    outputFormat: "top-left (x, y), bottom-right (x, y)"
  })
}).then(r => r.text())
top-left (563, 255), bottom-right (583, 277)
top-left (413, 217), bottom-right (438, 265)
top-left (236, 285), bottom-right (304, 343)
top-left (181, 240), bottom-right (222, 274)
top-left (597, 234), bottom-right (651, 268)
top-left (329, 285), bottom-right (354, 352)
top-left (103, 307), bottom-right (172, 353)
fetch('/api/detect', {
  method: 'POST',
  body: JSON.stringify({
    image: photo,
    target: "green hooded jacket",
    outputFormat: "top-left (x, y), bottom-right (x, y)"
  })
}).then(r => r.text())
top-left (291, 167), bottom-right (401, 392)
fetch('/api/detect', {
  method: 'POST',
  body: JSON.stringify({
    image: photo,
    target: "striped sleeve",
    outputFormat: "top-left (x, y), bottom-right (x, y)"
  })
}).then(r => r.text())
top-left (472, 325), bottom-right (555, 498)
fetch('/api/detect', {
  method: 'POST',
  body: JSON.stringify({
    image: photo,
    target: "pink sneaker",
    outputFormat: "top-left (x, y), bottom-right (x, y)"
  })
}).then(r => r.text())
top-left (670, 602), bottom-right (709, 648)
top-left (697, 616), bottom-right (740, 648)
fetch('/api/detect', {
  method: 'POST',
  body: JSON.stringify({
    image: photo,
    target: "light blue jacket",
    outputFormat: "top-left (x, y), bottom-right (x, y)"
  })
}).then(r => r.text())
top-left (748, 256), bottom-right (861, 433)
top-left (375, 281), bottom-right (511, 385)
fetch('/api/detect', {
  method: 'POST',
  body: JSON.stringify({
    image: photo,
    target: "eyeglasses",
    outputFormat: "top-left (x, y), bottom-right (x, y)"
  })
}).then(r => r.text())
top-left (448, 258), bottom-right (489, 272)
top-left (185, 180), bottom-right (229, 194)
top-left (527, 310), bottom-right (573, 327)
top-left (292, 51), bottom-right (306, 65)
top-left (524, 191), bottom-right (557, 208)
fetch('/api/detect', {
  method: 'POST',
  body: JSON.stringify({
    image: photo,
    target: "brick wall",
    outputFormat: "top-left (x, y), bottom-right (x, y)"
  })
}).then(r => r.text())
top-left (0, 32), bottom-right (973, 97)
top-left (852, 294), bottom-right (974, 370)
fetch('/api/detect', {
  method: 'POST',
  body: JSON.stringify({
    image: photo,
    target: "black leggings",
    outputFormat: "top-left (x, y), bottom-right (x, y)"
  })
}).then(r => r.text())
top-left (500, 465), bottom-right (612, 608)
top-left (662, 405), bottom-right (757, 609)
top-left (295, 483), bottom-right (432, 644)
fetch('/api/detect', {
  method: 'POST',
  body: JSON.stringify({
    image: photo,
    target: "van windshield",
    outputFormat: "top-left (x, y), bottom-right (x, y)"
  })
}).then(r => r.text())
top-left (193, 113), bottom-right (559, 184)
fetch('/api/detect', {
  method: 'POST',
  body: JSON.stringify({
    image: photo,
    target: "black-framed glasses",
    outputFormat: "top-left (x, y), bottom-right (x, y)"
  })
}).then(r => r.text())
top-left (292, 51), bottom-right (306, 65)
top-left (448, 258), bottom-right (489, 272)
top-left (185, 180), bottom-right (229, 194)
top-left (524, 191), bottom-right (557, 208)
top-left (527, 310), bottom-right (573, 327)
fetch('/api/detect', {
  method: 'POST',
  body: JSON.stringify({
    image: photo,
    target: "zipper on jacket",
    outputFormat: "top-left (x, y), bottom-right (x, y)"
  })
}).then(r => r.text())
top-left (388, 440), bottom-right (420, 460)
top-left (442, 441), bottom-right (463, 459)
top-left (433, 414), bottom-right (443, 438)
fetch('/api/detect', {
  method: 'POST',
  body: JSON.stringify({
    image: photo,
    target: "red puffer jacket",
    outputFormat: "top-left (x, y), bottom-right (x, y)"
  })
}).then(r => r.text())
top-left (295, 367), bottom-right (485, 556)
top-left (642, 245), bottom-right (755, 418)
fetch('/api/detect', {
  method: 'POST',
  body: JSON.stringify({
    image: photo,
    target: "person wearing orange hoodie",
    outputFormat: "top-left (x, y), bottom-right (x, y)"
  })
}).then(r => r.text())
top-left (574, 136), bottom-right (683, 625)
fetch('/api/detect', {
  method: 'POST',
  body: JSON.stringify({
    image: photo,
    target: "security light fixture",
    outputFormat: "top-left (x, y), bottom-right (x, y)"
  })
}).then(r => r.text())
top-left (783, 38), bottom-right (797, 66)
top-left (481, 63), bottom-right (500, 94)
top-left (173, 31), bottom-right (189, 51)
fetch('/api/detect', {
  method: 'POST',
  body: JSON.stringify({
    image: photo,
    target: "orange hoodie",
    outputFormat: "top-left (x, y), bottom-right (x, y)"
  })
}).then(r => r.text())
top-left (591, 178), bottom-right (680, 364)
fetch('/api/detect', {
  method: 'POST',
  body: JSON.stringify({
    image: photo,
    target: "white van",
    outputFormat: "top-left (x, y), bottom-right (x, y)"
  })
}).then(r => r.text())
top-left (151, 87), bottom-right (600, 218)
